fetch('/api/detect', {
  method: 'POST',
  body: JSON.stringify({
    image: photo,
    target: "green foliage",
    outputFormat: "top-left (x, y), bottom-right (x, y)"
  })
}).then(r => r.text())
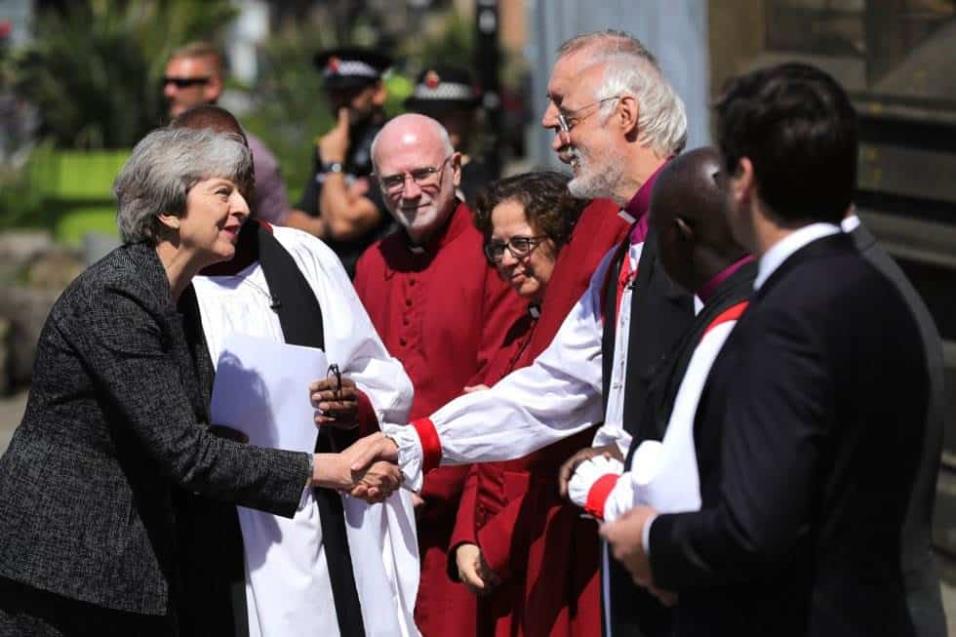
top-left (12, 0), bottom-right (237, 149)
top-left (239, 24), bottom-right (337, 205)
top-left (400, 10), bottom-right (475, 72)
top-left (0, 144), bottom-right (128, 235)
top-left (56, 209), bottom-right (119, 244)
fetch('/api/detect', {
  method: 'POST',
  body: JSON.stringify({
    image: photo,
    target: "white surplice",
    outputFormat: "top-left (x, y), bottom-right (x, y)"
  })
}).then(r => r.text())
top-left (192, 226), bottom-right (419, 637)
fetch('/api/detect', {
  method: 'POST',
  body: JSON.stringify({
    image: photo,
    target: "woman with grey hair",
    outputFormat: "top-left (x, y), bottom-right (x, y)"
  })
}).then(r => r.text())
top-left (0, 127), bottom-right (369, 635)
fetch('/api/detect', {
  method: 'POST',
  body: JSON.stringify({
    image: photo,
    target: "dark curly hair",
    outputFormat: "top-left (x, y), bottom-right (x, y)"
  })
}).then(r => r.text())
top-left (473, 171), bottom-right (586, 251)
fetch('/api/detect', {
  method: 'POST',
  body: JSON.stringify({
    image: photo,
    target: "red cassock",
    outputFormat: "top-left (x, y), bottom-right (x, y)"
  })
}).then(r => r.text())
top-left (449, 198), bottom-right (629, 637)
top-left (354, 201), bottom-right (527, 637)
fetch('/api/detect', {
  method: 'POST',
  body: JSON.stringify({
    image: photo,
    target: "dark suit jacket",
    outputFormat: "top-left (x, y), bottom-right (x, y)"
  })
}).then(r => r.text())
top-left (851, 222), bottom-right (946, 637)
top-left (0, 243), bottom-right (310, 617)
top-left (649, 233), bottom-right (929, 636)
top-left (602, 229), bottom-right (696, 636)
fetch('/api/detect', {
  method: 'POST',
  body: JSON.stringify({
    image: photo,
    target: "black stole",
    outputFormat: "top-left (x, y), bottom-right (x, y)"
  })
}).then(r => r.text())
top-left (179, 222), bottom-right (365, 637)
top-left (601, 228), bottom-right (694, 433)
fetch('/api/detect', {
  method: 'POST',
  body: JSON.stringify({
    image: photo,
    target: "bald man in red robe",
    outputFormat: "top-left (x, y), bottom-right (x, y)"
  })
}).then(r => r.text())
top-left (353, 113), bottom-right (526, 637)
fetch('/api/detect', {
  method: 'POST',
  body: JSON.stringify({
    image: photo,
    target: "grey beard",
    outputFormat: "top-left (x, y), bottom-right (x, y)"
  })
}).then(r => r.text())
top-left (568, 151), bottom-right (623, 200)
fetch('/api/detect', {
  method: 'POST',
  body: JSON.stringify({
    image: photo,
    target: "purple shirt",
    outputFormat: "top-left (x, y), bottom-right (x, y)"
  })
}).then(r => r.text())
top-left (624, 163), bottom-right (667, 245)
top-left (246, 132), bottom-right (290, 225)
top-left (696, 255), bottom-right (756, 303)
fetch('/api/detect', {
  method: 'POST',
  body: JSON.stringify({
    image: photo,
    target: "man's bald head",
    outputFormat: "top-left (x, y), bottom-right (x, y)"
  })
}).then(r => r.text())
top-left (650, 147), bottom-right (747, 292)
top-left (370, 113), bottom-right (453, 168)
top-left (370, 114), bottom-right (461, 245)
top-left (169, 104), bottom-right (247, 142)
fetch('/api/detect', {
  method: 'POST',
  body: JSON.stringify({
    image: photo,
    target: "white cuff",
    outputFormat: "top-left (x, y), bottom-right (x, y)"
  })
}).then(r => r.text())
top-left (382, 423), bottom-right (425, 492)
top-left (568, 456), bottom-right (624, 509)
top-left (602, 473), bottom-right (636, 523)
top-left (603, 440), bottom-right (664, 522)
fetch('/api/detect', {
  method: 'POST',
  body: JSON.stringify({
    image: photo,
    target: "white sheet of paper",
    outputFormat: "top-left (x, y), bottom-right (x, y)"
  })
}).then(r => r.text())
top-left (209, 332), bottom-right (327, 452)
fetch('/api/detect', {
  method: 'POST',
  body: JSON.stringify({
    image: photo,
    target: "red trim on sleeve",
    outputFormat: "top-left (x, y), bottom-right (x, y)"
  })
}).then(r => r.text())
top-left (584, 473), bottom-right (620, 520)
top-left (702, 301), bottom-right (749, 338)
top-left (255, 219), bottom-right (274, 233)
top-left (411, 417), bottom-right (442, 474)
top-left (354, 390), bottom-right (380, 437)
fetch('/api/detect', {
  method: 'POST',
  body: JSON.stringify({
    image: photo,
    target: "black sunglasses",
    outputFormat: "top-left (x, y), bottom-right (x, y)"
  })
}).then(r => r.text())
top-left (162, 76), bottom-right (211, 89)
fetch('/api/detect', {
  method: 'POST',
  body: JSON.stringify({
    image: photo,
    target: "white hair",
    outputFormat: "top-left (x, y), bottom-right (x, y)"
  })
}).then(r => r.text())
top-left (559, 30), bottom-right (687, 157)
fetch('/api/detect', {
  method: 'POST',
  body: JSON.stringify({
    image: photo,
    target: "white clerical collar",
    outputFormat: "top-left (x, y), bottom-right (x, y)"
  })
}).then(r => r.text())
top-left (841, 213), bottom-right (861, 233)
top-left (754, 222), bottom-right (841, 290)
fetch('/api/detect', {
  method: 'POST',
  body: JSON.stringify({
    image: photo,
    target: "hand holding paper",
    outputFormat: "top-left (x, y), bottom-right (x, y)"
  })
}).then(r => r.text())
top-left (310, 374), bottom-right (361, 429)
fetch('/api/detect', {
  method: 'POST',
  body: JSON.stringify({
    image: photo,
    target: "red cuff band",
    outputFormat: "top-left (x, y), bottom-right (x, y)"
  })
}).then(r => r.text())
top-left (411, 417), bottom-right (442, 474)
top-left (355, 390), bottom-right (379, 437)
top-left (585, 474), bottom-right (620, 520)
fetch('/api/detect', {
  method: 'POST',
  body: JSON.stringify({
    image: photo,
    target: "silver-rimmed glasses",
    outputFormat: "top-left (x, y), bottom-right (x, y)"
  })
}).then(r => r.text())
top-left (377, 155), bottom-right (453, 195)
top-left (555, 96), bottom-right (623, 137)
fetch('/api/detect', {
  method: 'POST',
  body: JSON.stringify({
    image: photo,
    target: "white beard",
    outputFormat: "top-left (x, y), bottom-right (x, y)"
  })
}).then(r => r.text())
top-left (567, 146), bottom-right (624, 200)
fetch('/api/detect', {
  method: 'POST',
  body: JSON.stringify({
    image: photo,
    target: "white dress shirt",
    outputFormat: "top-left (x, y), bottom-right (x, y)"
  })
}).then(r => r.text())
top-left (754, 222), bottom-right (842, 290)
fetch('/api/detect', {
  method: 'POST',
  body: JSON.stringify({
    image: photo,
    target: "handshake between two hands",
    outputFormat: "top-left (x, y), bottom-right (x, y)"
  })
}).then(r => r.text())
top-left (307, 375), bottom-right (403, 504)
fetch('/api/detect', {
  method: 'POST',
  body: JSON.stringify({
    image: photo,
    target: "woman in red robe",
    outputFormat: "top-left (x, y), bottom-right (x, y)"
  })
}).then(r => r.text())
top-left (451, 173), bottom-right (629, 636)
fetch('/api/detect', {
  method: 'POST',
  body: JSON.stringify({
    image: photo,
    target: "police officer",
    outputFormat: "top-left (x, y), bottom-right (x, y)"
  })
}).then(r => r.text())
top-left (286, 47), bottom-right (394, 277)
top-left (404, 65), bottom-right (496, 205)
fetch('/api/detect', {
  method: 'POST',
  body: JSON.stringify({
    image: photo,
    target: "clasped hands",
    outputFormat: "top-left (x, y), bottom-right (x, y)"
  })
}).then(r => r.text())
top-left (308, 374), bottom-right (403, 503)
top-left (558, 443), bottom-right (677, 607)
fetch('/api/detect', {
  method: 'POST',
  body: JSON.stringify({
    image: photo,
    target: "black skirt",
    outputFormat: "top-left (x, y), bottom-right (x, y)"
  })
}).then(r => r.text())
top-left (0, 576), bottom-right (174, 636)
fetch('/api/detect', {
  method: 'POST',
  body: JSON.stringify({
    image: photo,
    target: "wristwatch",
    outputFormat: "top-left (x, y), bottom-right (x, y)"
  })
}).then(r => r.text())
top-left (321, 161), bottom-right (344, 174)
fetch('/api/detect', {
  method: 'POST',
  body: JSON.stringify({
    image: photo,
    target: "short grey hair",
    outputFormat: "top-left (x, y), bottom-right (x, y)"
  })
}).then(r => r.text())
top-left (559, 30), bottom-right (687, 157)
top-left (113, 127), bottom-right (252, 244)
top-left (370, 113), bottom-right (454, 170)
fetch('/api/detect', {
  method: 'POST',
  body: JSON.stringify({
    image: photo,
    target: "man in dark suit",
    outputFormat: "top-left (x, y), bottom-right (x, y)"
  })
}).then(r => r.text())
top-left (844, 211), bottom-right (947, 636)
top-left (602, 63), bottom-right (932, 636)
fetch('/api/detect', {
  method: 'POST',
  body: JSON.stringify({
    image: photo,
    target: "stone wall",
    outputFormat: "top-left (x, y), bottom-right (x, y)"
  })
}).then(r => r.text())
top-left (0, 230), bottom-right (83, 392)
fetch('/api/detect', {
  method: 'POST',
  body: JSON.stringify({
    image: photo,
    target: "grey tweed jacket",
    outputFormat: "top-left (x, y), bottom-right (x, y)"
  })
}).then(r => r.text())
top-left (0, 243), bottom-right (311, 617)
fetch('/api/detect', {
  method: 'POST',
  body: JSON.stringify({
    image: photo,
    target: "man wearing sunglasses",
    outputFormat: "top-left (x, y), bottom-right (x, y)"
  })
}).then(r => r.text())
top-left (163, 42), bottom-right (291, 227)
top-left (352, 113), bottom-right (526, 637)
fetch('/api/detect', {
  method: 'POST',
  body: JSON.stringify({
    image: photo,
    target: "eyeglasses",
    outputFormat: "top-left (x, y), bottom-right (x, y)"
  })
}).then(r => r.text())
top-left (556, 96), bottom-right (622, 136)
top-left (162, 76), bottom-right (211, 89)
top-left (483, 236), bottom-right (548, 263)
top-left (377, 156), bottom-right (453, 195)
